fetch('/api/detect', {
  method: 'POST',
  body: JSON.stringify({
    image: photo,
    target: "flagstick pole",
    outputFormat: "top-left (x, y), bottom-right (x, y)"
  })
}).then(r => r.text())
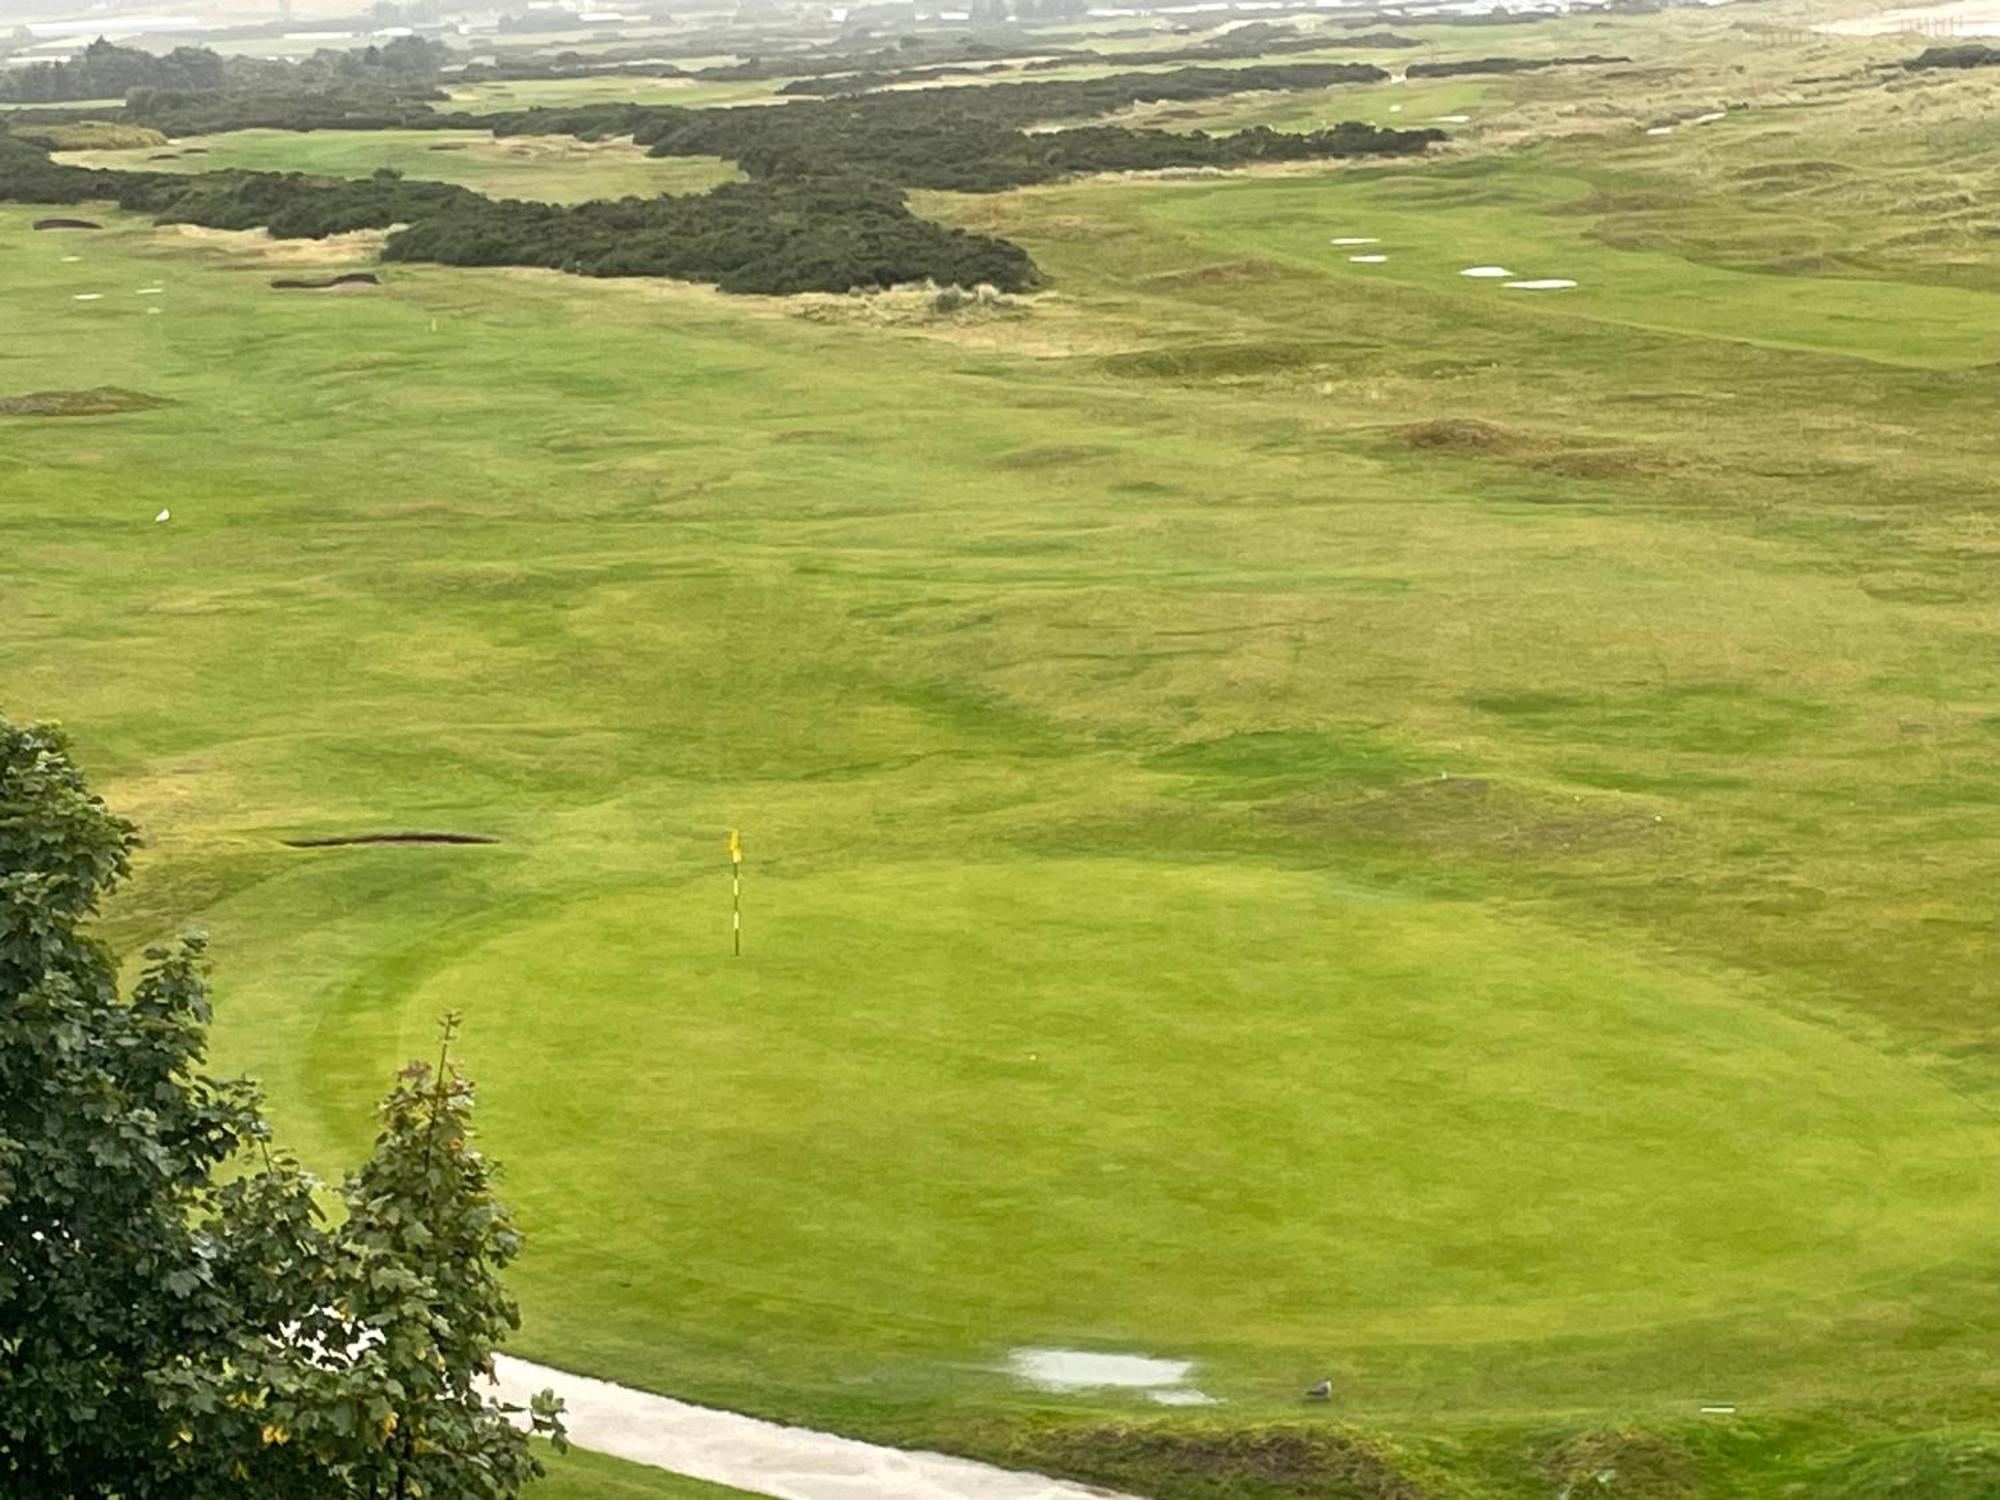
top-left (731, 833), bottom-right (742, 958)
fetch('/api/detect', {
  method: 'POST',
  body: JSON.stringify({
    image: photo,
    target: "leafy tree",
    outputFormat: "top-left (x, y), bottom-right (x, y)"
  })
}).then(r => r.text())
top-left (0, 717), bottom-right (563, 1497)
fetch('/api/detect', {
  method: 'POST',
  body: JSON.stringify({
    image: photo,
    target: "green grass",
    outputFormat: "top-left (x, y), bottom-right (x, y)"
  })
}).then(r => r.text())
top-left (443, 75), bottom-right (787, 113)
top-left (531, 1445), bottom-right (757, 1499)
top-left (9, 15), bottom-right (2000, 1495)
top-left (55, 128), bottom-right (742, 204)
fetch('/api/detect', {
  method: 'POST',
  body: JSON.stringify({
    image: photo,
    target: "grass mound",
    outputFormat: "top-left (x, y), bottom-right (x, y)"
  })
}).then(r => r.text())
top-left (32, 121), bottom-right (169, 151)
top-left (1812, 1430), bottom-right (2000, 1497)
top-left (1397, 416), bottom-right (1526, 454)
top-left (1028, 1422), bottom-right (1431, 1499)
top-left (1396, 419), bottom-right (1669, 480)
top-left (1542, 1431), bottom-right (1697, 1499)
top-left (0, 387), bottom-right (170, 418)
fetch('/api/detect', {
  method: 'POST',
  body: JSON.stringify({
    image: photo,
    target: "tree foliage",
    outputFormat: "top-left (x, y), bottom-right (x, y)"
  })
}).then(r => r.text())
top-left (0, 717), bottom-right (562, 1498)
top-left (0, 35), bottom-right (449, 105)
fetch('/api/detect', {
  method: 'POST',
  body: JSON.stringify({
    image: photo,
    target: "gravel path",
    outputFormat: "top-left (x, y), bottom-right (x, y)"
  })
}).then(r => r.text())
top-left (491, 1356), bottom-right (1148, 1500)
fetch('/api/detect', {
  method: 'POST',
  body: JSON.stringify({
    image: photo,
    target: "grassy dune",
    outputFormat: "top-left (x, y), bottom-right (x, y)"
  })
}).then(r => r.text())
top-left (7, 15), bottom-right (2000, 1496)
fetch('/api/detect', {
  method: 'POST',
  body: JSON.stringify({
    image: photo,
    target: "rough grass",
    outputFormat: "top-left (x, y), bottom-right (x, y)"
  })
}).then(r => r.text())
top-left (0, 387), bottom-right (170, 417)
top-left (7, 11), bottom-right (2000, 1498)
top-left (1026, 1422), bottom-right (1435, 1499)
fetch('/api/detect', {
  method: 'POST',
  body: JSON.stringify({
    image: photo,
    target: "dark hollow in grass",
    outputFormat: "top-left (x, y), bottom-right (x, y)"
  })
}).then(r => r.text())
top-left (281, 831), bottom-right (500, 848)
top-left (269, 272), bottom-right (382, 290)
top-left (0, 387), bottom-right (170, 417)
top-left (31, 216), bottom-right (101, 230)
top-left (1028, 1423), bottom-right (1433, 1499)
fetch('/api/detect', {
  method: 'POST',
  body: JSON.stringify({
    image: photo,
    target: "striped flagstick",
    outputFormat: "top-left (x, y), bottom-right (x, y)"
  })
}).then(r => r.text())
top-left (729, 828), bottom-right (742, 957)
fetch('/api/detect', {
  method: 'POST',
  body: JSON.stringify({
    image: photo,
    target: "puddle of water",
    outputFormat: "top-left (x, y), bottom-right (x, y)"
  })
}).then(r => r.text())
top-left (1008, 1349), bottom-right (1192, 1390)
top-left (1505, 279), bottom-right (1578, 290)
top-left (1460, 265), bottom-right (1513, 278)
top-left (1005, 1348), bottom-right (1222, 1406)
top-left (1349, 254), bottom-right (1389, 264)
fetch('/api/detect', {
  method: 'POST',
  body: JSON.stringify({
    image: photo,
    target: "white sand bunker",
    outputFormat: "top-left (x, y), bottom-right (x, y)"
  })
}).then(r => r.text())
top-left (1433, 113), bottom-right (1471, 123)
top-left (136, 287), bottom-right (163, 296)
top-left (1645, 126), bottom-right (1674, 136)
top-left (1007, 1349), bottom-right (1217, 1406)
top-left (60, 255), bottom-right (82, 263)
top-left (1329, 236), bottom-right (1378, 245)
top-left (71, 293), bottom-right (103, 302)
top-left (1349, 254), bottom-right (1389, 264)
top-left (1689, 110), bottom-right (1727, 125)
top-left (1460, 266), bottom-right (1513, 278)
top-left (1505, 278), bottom-right (1577, 290)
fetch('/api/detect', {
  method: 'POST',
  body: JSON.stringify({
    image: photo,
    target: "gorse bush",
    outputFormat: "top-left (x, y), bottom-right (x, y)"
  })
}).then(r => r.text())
top-left (0, 48), bottom-right (1441, 292)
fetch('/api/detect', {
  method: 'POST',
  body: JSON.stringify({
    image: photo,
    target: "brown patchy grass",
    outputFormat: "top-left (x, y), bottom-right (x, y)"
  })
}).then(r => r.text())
top-left (0, 387), bottom-right (171, 418)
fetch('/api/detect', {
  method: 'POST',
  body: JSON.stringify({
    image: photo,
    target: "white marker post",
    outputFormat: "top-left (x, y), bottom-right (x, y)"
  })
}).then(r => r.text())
top-left (729, 829), bottom-right (742, 957)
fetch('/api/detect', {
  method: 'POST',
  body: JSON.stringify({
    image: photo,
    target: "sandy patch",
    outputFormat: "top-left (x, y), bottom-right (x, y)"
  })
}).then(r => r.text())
top-left (1505, 278), bottom-right (1578, 289)
top-left (1460, 265), bottom-right (1513, 277)
top-left (1349, 254), bottom-right (1389, 263)
top-left (1330, 236), bottom-right (1378, 245)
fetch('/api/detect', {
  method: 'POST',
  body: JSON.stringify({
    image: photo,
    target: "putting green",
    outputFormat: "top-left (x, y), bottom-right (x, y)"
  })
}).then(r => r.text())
top-left (385, 860), bottom-right (1993, 1381)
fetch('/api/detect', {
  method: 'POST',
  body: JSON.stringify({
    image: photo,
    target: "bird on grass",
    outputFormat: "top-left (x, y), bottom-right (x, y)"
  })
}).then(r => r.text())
top-left (1304, 1379), bottom-right (1332, 1402)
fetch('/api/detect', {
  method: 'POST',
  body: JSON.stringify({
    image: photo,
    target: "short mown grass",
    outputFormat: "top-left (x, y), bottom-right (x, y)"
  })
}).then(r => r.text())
top-left (8, 12), bottom-right (2000, 1495)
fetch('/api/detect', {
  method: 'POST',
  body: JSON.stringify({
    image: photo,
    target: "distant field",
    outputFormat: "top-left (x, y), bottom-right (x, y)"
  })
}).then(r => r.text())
top-left (54, 128), bottom-right (743, 203)
top-left (444, 75), bottom-right (787, 113)
top-left (8, 11), bottom-right (2000, 1497)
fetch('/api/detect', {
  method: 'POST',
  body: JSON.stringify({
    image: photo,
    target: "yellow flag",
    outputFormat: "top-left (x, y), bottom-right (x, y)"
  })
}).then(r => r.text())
top-left (728, 829), bottom-right (741, 862)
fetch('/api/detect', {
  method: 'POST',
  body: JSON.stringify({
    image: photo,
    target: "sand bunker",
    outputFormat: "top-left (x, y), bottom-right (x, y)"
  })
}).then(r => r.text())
top-left (33, 217), bottom-right (101, 231)
top-left (1506, 279), bottom-right (1577, 290)
top-left (1433, 113), bottom-right (1471, 123)
top-left (1689, 110), bottom-right (1726, 125)
top-left (1329, 236), bottom-right (1378, 245)
top-left (1645, 126), bottom-right (1675, 136)
top-left (71, 293), bottom-right (103, 302)
top-left (269, 272), bottom-right (382, 292)
top-left (282, 831), bottom-right (500, 848)
top-left (0, 387), bottom-right (170, 417)
top-left (1460, 266), bottom-right (1514, 278)
top-left (1006, 1349), bottom-right (1217, 1406)
top-left (1349, 254), bottom-right (1389, 263)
